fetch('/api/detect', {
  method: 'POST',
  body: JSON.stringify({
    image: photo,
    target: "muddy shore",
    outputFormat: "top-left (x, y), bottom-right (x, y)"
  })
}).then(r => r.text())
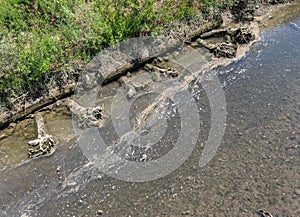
top-left (0, 0), bottom-right (298, 131)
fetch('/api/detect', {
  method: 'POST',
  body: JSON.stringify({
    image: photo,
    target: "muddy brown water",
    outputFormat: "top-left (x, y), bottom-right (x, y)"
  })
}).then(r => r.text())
top-left (1, 14), bottom-right (300, 217)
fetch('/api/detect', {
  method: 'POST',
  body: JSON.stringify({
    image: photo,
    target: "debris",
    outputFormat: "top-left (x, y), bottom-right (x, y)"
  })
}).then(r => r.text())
top-left (66, 99), bottom-right (103, 128)
top-left (28, 113), bottom-right (55, 158)
top-left (200, 28), bottom-right (228, 39)
top-left (145, 64), bottom-right (179, 78)
top-left (258, 209), bottom-right (273, 217)
top-left (230, 25), bottom-right (254, 44)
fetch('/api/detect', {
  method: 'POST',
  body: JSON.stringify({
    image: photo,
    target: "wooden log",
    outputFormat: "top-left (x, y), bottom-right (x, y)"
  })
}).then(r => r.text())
top-left (196, 39), bottom-right (216, 51)
top-left (0, 83), bottom-right (76, 129)
top-left (200, 28), bottom-right (228, 39)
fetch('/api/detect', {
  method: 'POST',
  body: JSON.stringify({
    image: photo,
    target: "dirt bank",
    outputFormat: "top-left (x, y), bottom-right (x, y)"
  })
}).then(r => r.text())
top-left (0, 0), bottom-right (298, 131)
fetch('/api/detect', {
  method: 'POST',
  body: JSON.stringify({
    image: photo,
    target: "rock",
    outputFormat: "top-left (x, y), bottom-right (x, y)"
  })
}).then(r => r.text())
top-left (97, 209), bottom-right (104, 215)
top-left (173, 51), bottom-right (180, 58)
top-left (0, 134), bottom-right (7, 140)
top-left (259, 209), bottom-right (274, 217)
top-left (294, 188), bottom-right (300, 196)
top-left (56, 166), bottom-right (61, 173)
top-left (190, 42), bottom-right (198, 48)
top-left (163, 56), bottom-right (170, 61)
top-left (8, 122), bottom-right (17, 129)
top-left (182, 210), bottom-right (191, 215)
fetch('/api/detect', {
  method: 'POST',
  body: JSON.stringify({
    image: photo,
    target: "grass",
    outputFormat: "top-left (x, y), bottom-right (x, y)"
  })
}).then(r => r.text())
top-left (0, 0), bottom-right (279, 107)
top-left (0, 0), bottom-right (206, 107)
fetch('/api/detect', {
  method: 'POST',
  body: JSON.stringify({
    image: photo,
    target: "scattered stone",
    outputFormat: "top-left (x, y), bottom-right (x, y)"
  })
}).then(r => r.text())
top-left (97, 209), bottom-right (104, 215)
top-left (56, 166), bottom-right (61, 173)
top-left (231, 0), bottom-right (255, 22)
top-left (294, 188), bottom-right (300, 196)
top-left (182, 210), bottom-right (191, 215)
top-left (163, 56), bottom-right (170, 61)
top-left (200, 28), bottom-right (227, 39)
top-left (196, 39), bottom-right (237, 58)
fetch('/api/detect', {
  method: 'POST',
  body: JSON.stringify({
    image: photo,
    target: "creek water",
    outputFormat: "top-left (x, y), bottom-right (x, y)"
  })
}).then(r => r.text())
top-left (0, 15), bottom-right (300, 217)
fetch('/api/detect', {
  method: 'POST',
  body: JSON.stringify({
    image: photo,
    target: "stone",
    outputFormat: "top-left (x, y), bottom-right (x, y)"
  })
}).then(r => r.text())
top-left (294, 188), bottom-right (300, 196)
top-left (56, 166), bottom-right (61, 173)
top-left (182, 210), bottom-right (190, 215)
top-left (163, 56), bottom-right (170, 61)
top-left (8, 122), bottom-right (17, 129)
top-left (97, 209), bottom-right (104, 215)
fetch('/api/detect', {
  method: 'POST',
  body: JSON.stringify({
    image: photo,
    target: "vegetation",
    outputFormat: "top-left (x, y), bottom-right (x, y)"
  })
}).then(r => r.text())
top-left (0, 0), bottom-right (285, 107)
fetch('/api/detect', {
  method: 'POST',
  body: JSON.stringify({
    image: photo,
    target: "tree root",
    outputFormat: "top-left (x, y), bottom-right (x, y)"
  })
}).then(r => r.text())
top-left (66, 99), bottom-right (103, 128)
top-left (28, 113), bottom-right (55, 158)
top-left (229, 25), bottom-right (254, 44)
top-left (213, 43), bottom-right (237, 58)
top-left (196, 24), bottom-right (253, 58)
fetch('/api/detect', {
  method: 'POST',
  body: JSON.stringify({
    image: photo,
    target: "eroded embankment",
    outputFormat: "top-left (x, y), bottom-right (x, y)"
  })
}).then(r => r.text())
top-left (1, 0), bottom-right (295, 130)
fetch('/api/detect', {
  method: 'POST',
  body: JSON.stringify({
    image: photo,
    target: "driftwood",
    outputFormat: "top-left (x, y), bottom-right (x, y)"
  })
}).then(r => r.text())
top-left (200, 28), bottom-right (228, 39)
top-left (196, 39), bottom-right (215, 51)
top-left (0, 83), bottom-right (76, 129)
top-left (144, 64), bottom-right (179, 78)
top-left (196, 24), bottom-right (254, 58)
top-left (196, 39), bottom-right (237, 58)
top-left (187, 17), bottom-right (223, 41)
top-left (66, 99), bottom-right (103, 128)
top-left (28, 113), bottom-right (55, 158)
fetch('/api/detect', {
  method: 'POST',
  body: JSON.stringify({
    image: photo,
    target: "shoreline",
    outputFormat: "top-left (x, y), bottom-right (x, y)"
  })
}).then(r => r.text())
top-left (0, 0), bottom-right (299, 130)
